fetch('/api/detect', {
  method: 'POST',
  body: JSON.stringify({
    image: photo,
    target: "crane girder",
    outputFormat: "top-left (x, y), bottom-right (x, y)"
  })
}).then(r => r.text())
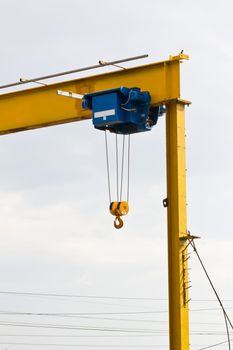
top-left (0, 56), bottom-right (182, 135)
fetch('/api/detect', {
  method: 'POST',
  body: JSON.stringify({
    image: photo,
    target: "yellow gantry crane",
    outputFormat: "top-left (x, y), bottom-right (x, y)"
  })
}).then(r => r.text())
top-left (0, 52), bottom-right (191, 349)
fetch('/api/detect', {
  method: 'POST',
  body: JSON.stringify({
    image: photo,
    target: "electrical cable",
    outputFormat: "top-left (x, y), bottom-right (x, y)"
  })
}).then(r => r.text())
top-left (191, 307), bottom-right (233, 312)
top-left (0, 314), bottom-right (230, 326)
top-left (0, 305), bottom-right (232, 315)
top-left (2, 307), bottom-right (233, 315)
top-left (121, 89), bottom-right (133, 106)
top-left (0, 320), bottom-right (162, 333)
top-left (0, 334), bottom-right (167, 338)
top-left (224, 311), bottom-right (231, 350)
top-left (0, 331), bottom-right (231, 337)
top-left (198, 338), bottom-right (233, 350)
top-left (1, 290), bottom-right (233, 302)
top-left (0, 343), bottom-right (167, 348)
top-left (0, 312), bottom-right (166, 323)
top-left (189, 239), bottom-right (233, 350)
top-left (0, 290), bottom-right (167, 300)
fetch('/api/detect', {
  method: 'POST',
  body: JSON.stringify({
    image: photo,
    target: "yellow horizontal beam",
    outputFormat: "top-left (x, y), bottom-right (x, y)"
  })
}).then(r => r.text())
top-left (0, 56), bottom-right (182, 135)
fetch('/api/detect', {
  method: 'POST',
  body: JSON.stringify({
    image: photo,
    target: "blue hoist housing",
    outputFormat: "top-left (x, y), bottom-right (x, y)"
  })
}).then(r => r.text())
top-left (82, 87), bottom-right (164, 135)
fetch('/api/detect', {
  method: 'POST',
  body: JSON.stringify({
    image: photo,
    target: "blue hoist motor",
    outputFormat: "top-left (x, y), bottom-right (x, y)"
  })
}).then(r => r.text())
top-left (82, 86), bottom-right (164, 135)
top-left (82, 86), bottom-right (165, 228)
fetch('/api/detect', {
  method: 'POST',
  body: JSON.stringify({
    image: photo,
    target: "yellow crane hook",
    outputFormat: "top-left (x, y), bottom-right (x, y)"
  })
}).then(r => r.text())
top-left (109, 201), bottom-right (129, 229)
top-left (114, 216), bottom-right (124, 229)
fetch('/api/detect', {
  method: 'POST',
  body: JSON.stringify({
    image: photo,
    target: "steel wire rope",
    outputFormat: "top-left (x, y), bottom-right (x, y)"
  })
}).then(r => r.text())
top-left (104, 130), bottom-right (111, 203)
top-left (189, 239), bottom-right (232, 350)
top-left (127, 135), bottom-right (131, 203)
top-left (120, 135), bottom-right (125, 201)
top-left (116, 134), bottom-right (119, 201)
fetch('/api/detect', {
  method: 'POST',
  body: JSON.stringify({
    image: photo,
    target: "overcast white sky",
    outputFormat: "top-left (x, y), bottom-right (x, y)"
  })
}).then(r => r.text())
top-left (0, 0), bottom-right (233, 349)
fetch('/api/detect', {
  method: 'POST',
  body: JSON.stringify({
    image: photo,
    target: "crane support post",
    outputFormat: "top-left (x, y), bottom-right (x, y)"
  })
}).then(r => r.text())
top-left (166, 100), bottom-right (190, 350)
top-left (0, 57), bottom-right (182, 135)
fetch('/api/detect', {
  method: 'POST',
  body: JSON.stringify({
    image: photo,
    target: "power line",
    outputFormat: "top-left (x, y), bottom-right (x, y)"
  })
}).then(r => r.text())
top-left (0, 310), bottom-right (168, 315)
top-left (0, 315), bottom-right (228, 327)
top-left (0, 343), bottom-right (168, 347)
top-left (0, 334), bottom-right (165, 338)
top-left (0, 319), bottom-right (231, 337)
top-left (0, 310), bottom-right (167, 317)
top-left (189, 239), bottom-right (233, 350)
top-left (1, 310), bottom-right (233, 334)
top-left (198, 338), bottom-right (233, 350)
top-left (0, 320), bottom-right (163, 333)
top-left (0, 290), bottom-right (167, 301)
top-left (1, 290), bottom-right (233, 303)
top-left (0, 312), bottom-right (167, 324)
top-left (0, 331), bottom-right (232, 337)
top-left (1, 307), bottom-right (233, 317)
top-left (191, 307), bottom-right (233, 312)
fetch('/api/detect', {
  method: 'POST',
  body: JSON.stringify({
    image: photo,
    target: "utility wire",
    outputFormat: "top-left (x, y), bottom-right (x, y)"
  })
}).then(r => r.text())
top-left (0, 317), bottom-right (229, 326)
top-left (2, 307), bottom-right (233, 316)
top-left (0, 312), bottom-right (169, 326)
top-left (1, 290), bottom-right (233, 302)
top-left (0, 334), bottom-right (167, 338)
top-left (191, 307), bottom-right (233, 312)
top-left (190, 239), bottom-right (233, 350)
top-left (224, 312), bottom-right (231, 350)
top-left (0, 343), bottom-right (167, 348)
top-left (0, 312), bottom-right (166, 323)
top-left (198, 338), bottom-right (233, 350)
top-left (0, 310), bottom-right (167, 316)
top-left (0, 290), bottom-right (167, 300)
top-left (0, 320), bottom-right (161, 333)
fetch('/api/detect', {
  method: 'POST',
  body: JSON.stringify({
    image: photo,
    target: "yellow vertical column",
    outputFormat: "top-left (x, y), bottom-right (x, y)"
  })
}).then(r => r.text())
top-left (165, 100), bottom-right (190, 350)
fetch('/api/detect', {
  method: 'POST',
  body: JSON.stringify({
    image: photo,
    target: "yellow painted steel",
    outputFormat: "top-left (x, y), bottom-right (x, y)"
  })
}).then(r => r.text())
top-left (109, 201), bottom-right (129, 216)
top-left (110, 202), bottom-right (129, 230)
top-left (0, 55), bottom-right (187, 135)
top-left (0, 53), bottom-right (191, 349)
top-left (114, 216), bottom-right (124, 229)
top-left (166, 100), bottom-right (190, 350)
